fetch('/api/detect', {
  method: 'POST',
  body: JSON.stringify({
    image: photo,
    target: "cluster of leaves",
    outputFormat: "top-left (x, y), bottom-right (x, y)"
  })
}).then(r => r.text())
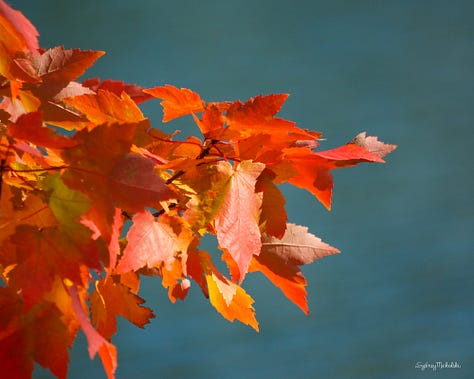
top-left (0, 2), bottom-right (396, 379)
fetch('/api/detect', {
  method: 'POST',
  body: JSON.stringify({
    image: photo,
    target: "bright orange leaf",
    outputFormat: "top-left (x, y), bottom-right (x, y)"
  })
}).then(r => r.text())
top-left (63, 89), bottom-right (146, 127)
top-left (90, 277), bottom-right (154, 340)
top-left (199, 251), bottom-right (259, 331)
top-left (144, 84), bottom-right (205, 122)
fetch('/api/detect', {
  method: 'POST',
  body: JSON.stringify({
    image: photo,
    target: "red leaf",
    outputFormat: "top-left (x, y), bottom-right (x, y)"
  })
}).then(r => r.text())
top-left (82, 78), bottom-right (153, 104)
top-left (69, 285), bottom-right (117, 379)
top-left (108, 153), bottom-right (176, 211)
top-left (255, 169), bottom-right (287, 239)
top-left (144, 84), bottom-right (205, 122)
top-left (284, 133), bottom-right (397, 209)
top-left (0, 288), bottom-right (72, 379)
top-left (7, 112), bottom-right (77, 148)
top-left (107, 208), bottom-right (123, 273)
top-left (0, 287), bottom-right (72, 379)
top-left (2, 225), bottom-right (101, 310)
top-left (214, 160), bottom-right (265, 282)
top-left (60, 123), bottom-right (139, 240)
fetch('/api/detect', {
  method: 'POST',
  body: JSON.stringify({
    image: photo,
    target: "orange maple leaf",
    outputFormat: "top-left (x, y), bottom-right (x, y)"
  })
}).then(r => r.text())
top-left (144, 84), bottom-right (205, 122)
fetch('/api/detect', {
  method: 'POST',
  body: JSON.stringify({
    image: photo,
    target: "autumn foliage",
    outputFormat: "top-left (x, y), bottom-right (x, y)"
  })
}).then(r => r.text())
top-left (0, 2), bottom-right (396, 378)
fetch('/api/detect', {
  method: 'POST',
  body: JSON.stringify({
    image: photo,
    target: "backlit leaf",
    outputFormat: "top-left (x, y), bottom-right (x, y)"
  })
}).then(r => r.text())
top-left (33, 46), bottom-right (104, 84)
top-left (251, 224), bottom-right (339, 313)
top-left (144, 84), bottom-right (205, 122)
top-left (90, 277), bottom-right (154, 340)
top-left (69, 285), bottom-right (117, 379)
top-left (214, 160), bottom-right (265, 282)
top-left (115, 211), bottom-right (180, 273)
top-left (63, 89), bottom-right (146, 126)
top-left (199, 251), bottom-right (259, 331)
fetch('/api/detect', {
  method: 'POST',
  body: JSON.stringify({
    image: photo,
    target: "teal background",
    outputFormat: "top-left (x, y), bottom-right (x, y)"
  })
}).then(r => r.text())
top-left (8, 0), bottom-right (473, 378)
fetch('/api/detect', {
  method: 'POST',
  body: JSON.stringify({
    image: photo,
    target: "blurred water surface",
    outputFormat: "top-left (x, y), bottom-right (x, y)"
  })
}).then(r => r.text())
top-left (11, 0), bottom-right (473, 378)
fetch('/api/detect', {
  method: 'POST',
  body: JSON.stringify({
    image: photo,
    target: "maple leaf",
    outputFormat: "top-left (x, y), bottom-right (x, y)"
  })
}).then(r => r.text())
top-left (1, 224), bottom-right (101, 309)
top-left (0, 2), bottom-right (399, 376)
top-left (7, 112), bottom-right (77, 148)
top-left (0, 287), bottom-right (72, 379)
top-left (60, 123), bottom-right (175, 240)
top-left (40, 173), bottom-right (92, 236)
top-left (63, 89), bottom-right (146, 127)
top-left (90, 277), bottom-right (154, 340)
top-left (255, 169), bottom-right (287, 239)
top-left (0, 0), bottom-right (39, 53)
top-left (250, 223), bottom-right (339, 314)
top-left (214, 160), bottom-right (265, 282)
top-left (0, 185), bottom-right (56, 244)
top-left (225, 94), bottom-right (314, 141)
top-left (115, 211), bottom-right (181, 273)
top-left (192, 103), bottom-right (225, 137)
top-left (144, 84), bottom-right (205, 122)
top-left (284, 132), bottom-right (397, 209)
top-left (182, 164), bottom-right (231, 235)
top-left (161, 258), bottom-right (191, 303)
top-left (82, 78), bottom-right (153, 104)
top-left (0, 0), bottom-right (39, 94)
top-left (68, 285), bottom-right (117, 379)
top-left (198, 251), bottom-right (259, 331)
top-left (33, 46), bottom-right (104, 86)
top-left (315, 131), bottom-right (397, 163)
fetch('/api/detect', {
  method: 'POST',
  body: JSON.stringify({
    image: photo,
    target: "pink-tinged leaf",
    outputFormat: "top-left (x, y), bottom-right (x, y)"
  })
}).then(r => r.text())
top-left (108, 153), bottom-right (176, 212)
top-left (262, 223), bottom-right (340, 265)
top-left (214, 160), bottom-right (265, 282)
top-left (348, 131), bottom-right (397, 159)
top-left (314, 132), bottom-right (397, 164)
top-left (144, 84), bottom-right (205, 122)
top-left (68, 285), bottom-right (117, 379)
top-left (0, 0), bottom-right (39, 52)
top-left (250, 224), bottom-right (339, 314)
top-left (33, 46), bottom-right (105, 83)
top-left (54, 81), bottom-right (96, 100)
top-left (115, 211), bottom-right (180, 273)
top-left (82, 78), bottom-right (153, 104)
